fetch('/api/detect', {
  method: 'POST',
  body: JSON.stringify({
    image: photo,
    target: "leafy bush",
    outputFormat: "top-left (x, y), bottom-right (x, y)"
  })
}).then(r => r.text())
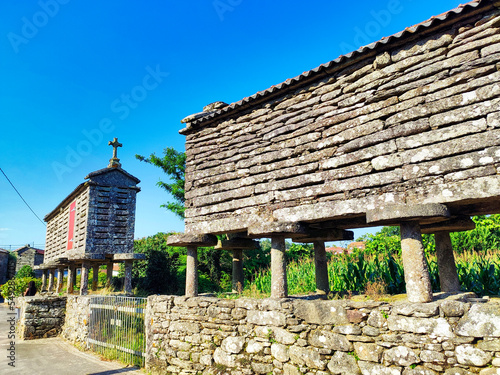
top-left (15, 265), bottom-right (35, 279)
top-left (0, 277), bottom-right (42, 298)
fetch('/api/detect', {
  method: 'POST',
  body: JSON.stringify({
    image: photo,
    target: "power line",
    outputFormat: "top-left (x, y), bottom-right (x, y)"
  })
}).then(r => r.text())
top-left (0, 167), bottom-right (46, 227)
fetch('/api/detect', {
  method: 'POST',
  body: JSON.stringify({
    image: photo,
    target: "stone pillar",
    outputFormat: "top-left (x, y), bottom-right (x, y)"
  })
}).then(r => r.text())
top-left (124, 260), bottom-right (133, 294)
top-left (72, 267), bottom-right (77, 286)
top-left (106, 262), bottom-right (113, 287)
top-left (400, 221), bottom-right (433, 303)
top-left (271, 236), bottom-right (287, 298)
top-left (232, 249), bottom-right (244, 294)
top-left (435, 231), bottom-right (461, 293)
top-left (67, 264), bottom-right (75, 294)
top-left (314, 241), bottom-right (329, 295)
top-left (92, 264), bottom-right (99, 291)
top-left (185, 246), bottom-right (198, 297)
top-left (56, 267), bottom-right (64, 293)
top-left (41, 269), bottom-right (48, 291)
top-left (80, 261), bottom-right (90, 296)
top-left (48, 269), bottom-right (55, 292)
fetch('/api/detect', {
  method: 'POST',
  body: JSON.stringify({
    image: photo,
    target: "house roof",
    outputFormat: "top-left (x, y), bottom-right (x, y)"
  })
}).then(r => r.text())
top-left (86, 166), bottom-right (140, 183)
top-left (0, 248), bottom-right (9, 254)
top-left (13, 245), bottom-right (44, 255)
top-left (180, 0), bottom-right (489, 134)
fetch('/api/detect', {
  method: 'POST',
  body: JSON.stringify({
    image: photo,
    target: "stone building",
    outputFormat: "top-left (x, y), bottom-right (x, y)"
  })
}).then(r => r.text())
top-left (38, 138), bottom-right (144, 295)
top-left (169, 0), bottom-right (500, 303)
top-left (13, 245), bottom-right (45, 278)
top-left (0, 248), bottom-right (9, 284)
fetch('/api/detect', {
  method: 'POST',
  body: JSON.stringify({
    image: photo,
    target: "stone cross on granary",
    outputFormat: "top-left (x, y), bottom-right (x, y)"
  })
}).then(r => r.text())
top-left (39, 138), bottom-right (144, 296)
top-left (108, 137), bottom-right (123, 168)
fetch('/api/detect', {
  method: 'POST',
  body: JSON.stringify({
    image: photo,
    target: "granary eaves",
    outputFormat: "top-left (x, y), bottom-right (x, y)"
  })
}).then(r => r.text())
top-left (180, 0), bottom-right (490, 135)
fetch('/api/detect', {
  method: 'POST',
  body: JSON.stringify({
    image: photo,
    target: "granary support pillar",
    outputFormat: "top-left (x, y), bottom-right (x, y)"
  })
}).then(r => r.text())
top-left (124, 260), bottom-right (133, 294)
top-left (367, 203), bottom-right (452, 303)
top-left (185, 246), bottom-right (198, 297)
top-left (48, 269), bottom-right (55, 292)
top-left (106, 262), bottom-right (113, 287)
top-left (80, 261), bottom-right (90, 295)
top-left (420, 216), bottom-right (475, 293)
top-left (92, 264), bottom-right (99, 291)
top-left (167, 233), bottom-right (218, 297)
top-left (434, 232), bottom-right (460, 293)
top-left (41, 269), bottom-right (48, 291)
top-left (232, 249), bottom-right (244, 294)
top-left (314, 241), bottom-right (329, 295)
top-left (271, 236), bottom-right (287, 298)
top-left (66, 264), bottom-right (75, 294)
top-left (56, 267), bottom-right (64, 293)
top-left (400, 222), bottom-right (433, 303)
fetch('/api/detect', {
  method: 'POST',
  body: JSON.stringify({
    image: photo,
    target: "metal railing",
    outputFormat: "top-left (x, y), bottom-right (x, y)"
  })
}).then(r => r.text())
top-left (88, 295), bottom-right (147, 367)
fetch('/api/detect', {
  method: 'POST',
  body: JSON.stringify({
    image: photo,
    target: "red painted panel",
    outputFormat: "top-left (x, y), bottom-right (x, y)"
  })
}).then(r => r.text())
top-left (67, 201), bottom-right (76, 250)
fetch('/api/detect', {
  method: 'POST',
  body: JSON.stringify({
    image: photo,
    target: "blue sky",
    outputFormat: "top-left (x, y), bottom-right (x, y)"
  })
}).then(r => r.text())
top-left (0, 0), bottom-right (463, 249)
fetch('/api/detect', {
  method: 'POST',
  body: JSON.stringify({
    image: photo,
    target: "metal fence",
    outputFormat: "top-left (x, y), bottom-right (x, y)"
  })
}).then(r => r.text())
top-left (88, 295), bottom-right (147, 367)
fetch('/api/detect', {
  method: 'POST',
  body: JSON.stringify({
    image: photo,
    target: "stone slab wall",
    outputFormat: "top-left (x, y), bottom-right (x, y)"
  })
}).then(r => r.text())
top-left (146, 294), bottom-right (500, 375)
top-left (61, 295), bottom-right (90, 347)
top-left (15, 296), bottom-right (67, 340)
top-left (182, 3), bottom-right (500, 235)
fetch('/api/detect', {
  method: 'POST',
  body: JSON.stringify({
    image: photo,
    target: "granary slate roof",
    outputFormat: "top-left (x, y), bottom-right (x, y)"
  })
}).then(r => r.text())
top-left (13, 245), bottom-right (44, 255)
top-left (180, 0), bottom-right (488, 134)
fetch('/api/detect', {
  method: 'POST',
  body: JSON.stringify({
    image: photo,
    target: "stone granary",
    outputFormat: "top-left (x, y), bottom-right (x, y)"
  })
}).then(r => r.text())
top-left (170, 0), bottom-right (500, 303)
top-left (38, 138), bottom-right (144, 295)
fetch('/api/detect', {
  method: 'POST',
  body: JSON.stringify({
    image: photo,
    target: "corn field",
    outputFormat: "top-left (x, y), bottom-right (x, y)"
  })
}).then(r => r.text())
top-left (246, 249), bottom-right (500, 297)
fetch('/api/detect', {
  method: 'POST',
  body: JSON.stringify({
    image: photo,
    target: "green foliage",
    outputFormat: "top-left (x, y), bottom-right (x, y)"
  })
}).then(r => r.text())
top-left (133, 232), bottom-right (180, 295)
top-left (135, 147), bottom-right (186, 219)
top-left (451, 215), bottom-right (500, 253)
top-left (0, 277), bottom-right (42, 298)
top-left (15, 265), bottom-right (35, 279)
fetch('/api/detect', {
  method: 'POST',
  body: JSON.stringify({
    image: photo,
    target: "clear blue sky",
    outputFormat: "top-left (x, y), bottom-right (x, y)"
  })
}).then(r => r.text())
top-left (0, 0), bottom-right (463, 249)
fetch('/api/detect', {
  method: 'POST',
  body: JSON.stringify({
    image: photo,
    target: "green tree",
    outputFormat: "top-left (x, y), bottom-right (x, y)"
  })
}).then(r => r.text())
top-left (15, 265), bottom-right (35, 279)
top-left (136, 147), bottom-right (186, 219)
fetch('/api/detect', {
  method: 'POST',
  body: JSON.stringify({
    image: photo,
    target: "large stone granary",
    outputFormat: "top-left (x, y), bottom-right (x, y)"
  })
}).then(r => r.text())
top-left (170, 0), bottom-right (500, 302)
top-left (39, 138), bottom-right (143, 294)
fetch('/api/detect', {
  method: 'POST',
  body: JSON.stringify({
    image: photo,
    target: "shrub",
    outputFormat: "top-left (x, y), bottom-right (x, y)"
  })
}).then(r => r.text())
top-left (0, 277), bottom-right (42, 298)
top-left (15, 265), bottom-right (35, 279)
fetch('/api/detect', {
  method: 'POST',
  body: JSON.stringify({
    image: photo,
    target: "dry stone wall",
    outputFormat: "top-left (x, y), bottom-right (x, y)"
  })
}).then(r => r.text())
top-left (146, 294), bottom-right (500, 375)
top-left (61, 295), bottom-right (90, 347)
top-left (15, 296), bottom-right (67, 340)
top-left (183, 3), bottom-right (500, 235)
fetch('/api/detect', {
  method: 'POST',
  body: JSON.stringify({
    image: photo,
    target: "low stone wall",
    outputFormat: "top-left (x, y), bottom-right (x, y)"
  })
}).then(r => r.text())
top-left (146, 293), bottom-right (500, 375)
top-left (16, 295), bottom-right (67, 340)
top-left (61, 295), bottom-right (91, 347)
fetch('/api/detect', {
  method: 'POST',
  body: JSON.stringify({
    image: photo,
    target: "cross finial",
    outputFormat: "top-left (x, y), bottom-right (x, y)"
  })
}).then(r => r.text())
top-left (108, 137), bottom-right (123, 168)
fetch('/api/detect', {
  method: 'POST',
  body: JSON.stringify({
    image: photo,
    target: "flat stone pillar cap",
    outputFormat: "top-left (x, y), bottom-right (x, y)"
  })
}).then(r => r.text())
top-left (167, 233), bottom-right (218, 247)
top-left (366, 203), bottom-right (450, 226)
top-left (420, 216), bottom-right (475, 234)
top-left (247, 221), bottom-right (308, 238)
top-left (214, 238), bottom-right (259, 250)
top-left (293, 229), bottom-right (354, 243)
top-left (113, 253), bottom-right (146, 261)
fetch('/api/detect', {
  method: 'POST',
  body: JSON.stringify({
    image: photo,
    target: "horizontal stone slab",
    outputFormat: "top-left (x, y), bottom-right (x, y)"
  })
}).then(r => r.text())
top-left (113, 253), bottom-right (146, 261)
top-left (247, 221), bottom-right (309, 238)
top-left (420, 216), bottom-right (475, 234)
top-left (366, 203), bottom-right (450, 225)
top-left (214, 238), bottom-right (259, 250)
top-left (293, 229), bottom-right (354, 243)
top-left (167, 233), bottom-right (218, 247)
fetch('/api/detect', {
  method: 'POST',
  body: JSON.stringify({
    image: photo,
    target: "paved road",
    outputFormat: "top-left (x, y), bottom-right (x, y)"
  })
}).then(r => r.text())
top-left (0, 303), bottom-right (145, 375)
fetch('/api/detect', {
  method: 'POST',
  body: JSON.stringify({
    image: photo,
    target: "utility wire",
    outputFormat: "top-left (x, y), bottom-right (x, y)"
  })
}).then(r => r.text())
top-left (0, 167), bottom-right (46, 227)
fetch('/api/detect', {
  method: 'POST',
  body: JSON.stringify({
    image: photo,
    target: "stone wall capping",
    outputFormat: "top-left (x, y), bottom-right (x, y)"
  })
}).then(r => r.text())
top-left (366, 203), bottom-right (450, 225)
top-left (166, 233), bottom-right (218, 247)
top-left (67, 253), bottom-right (106, 261)
top-left (420, 215), bottom-right (476, 234)
top-left (247, 221), bottom-right (309, 238)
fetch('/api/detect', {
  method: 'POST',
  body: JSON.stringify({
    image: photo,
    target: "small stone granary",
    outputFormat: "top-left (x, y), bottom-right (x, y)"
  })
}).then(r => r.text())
top-left (169, 0), bottom-right (500, 303)
top-left (38, 138), bottom-right (143, 295)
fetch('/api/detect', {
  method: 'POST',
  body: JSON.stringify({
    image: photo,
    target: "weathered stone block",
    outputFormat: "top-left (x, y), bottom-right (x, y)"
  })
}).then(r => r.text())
top-left (387, 316), bottom-right (454, 338)
top-left (354, 342), bottom-right (384, 362)
top-left (293, 300), bottom-right (349, 325)
top-left (328, 351), bottom-right (361, 374)
top-left (358, 361), bottom-right (402, 375)
top-left (247, 310), bottom-right (286, 326)
top-left (288, 345), bottom-right (325, 370)
top-left (455, 345), bottom-right (492, 366)
top-left (456, 303), bottom-right (500, 337)
top-left (308, 330), bottom-right (353, 352)
top-left (383, 346), bottom-right (419, 366)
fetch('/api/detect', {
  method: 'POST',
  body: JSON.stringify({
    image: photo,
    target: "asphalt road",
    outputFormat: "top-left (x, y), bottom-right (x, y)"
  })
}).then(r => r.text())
top-left (0, 303), bottom-right (145, 375)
